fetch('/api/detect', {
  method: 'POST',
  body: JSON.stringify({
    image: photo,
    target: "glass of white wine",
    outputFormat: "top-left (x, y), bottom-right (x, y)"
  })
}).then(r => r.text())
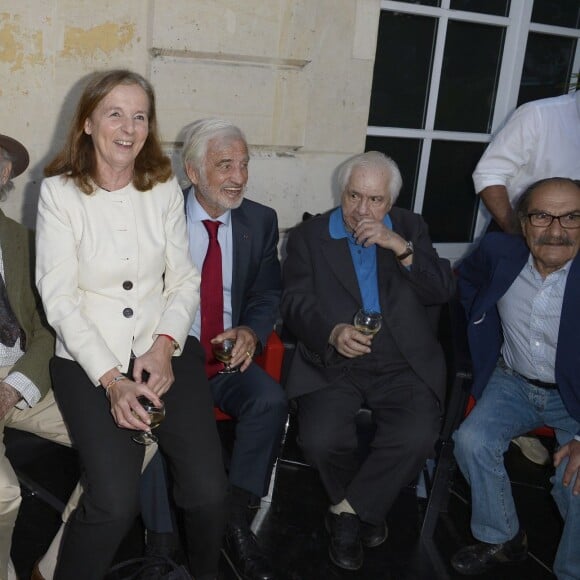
top-left (353, 308), bottom-right (383, 336)
top-left (212, 338), bottom-right (239, 374)
top-left (132, 396), bottom-right (165, 445)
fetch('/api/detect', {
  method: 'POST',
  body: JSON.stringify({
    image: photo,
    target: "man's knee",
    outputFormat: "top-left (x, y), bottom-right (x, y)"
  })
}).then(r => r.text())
top-left (299, 423), bottom-right (357, 466)
top-left (0, 484), bottom-right (22, 521)
top-left (453, 420), bottom-right (488, 461)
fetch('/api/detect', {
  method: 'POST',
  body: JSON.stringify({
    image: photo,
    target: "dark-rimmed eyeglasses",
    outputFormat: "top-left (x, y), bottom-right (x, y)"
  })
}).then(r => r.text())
top-left (526, 212), bottom-right (580, 229)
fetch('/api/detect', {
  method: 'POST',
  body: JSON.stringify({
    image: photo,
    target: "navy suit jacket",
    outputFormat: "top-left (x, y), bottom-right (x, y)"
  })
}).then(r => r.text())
top-left (458, 232), bottom-right (580, 423)
top-left (184, 189), bottom-right (281, 350)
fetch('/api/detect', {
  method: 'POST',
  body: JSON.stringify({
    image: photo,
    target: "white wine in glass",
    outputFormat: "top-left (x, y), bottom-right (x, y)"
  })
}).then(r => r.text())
top-left (212, 338), bottom-right (239, 374)
top-left (132, 396), bottom-right (165, 445)
top-left (353, 309), bottom-right (383, 336)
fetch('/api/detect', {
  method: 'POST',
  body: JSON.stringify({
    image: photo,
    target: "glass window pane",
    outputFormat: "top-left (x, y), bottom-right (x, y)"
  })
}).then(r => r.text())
top-left (368, 11), bottom-right (437, 129)
top-left (435, 21), bottom-right (504, 133)
top-left (517, 33), bottom-right (577, 105)
top-left (365, 136), bottom-right (421, 210)
top-left (422, 141), bottom-right (486, 242)
top-left (532, 0), bottom-right (580, 29)
top-left (450, 0), bottom-right (510, 17)
top-left (397, 0), bottom-right (440, 6)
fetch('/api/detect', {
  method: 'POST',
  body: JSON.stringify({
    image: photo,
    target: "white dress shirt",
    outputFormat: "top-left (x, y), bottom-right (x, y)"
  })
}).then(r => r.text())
top-left (473, 92), bottom-right (580, 203)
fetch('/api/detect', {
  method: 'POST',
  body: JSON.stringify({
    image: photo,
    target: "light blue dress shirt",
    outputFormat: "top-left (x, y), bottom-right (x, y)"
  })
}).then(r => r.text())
top-left (498, 254), bottom-right (571, 383)
top-left (185, 191), bottom-right (234, 338)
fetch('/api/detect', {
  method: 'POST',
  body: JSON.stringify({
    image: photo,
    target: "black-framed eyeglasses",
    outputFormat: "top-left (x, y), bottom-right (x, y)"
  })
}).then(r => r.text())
top-left (526, 212), bottom-right (580, 229)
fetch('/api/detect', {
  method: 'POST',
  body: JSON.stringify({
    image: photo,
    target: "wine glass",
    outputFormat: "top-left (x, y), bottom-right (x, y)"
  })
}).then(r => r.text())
top-left (353, 309), bottom-right (383, 336)
top-left (132, 396), bottom-right (165, 445)
top-left (212, 338), bottom-right (239, 374)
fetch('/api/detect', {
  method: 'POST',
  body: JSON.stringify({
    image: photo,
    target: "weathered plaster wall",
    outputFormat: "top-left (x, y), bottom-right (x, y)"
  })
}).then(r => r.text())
top-left (0, 0), bottom-right (380, 235)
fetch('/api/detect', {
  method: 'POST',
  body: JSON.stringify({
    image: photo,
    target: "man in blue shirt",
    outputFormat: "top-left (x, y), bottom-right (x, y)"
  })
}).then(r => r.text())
top-left (452, 177), bottom-right (580, 579)
top-left (281, 151), bottom-right (455, 571)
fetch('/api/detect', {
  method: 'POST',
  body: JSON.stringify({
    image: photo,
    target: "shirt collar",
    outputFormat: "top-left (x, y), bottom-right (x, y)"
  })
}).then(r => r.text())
top-left (329, 207), bottom-right (393, 240)
top-left (526, 252), bottom-right (573, 280)
top-left (186, 187), bottom-right (231, 227)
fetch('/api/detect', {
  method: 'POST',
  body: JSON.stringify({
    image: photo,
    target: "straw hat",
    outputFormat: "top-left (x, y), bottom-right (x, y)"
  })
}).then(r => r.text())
top-left (0, 134), bottom-right (30, 178)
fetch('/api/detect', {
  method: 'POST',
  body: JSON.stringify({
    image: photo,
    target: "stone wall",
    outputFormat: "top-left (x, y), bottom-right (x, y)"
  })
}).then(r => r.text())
top-left (0, 0), bottom-right (380, 238)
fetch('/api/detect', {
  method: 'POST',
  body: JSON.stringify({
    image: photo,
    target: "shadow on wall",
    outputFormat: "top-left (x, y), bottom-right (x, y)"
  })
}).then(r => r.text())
top-left (19, 72), bottom-right (100, 228)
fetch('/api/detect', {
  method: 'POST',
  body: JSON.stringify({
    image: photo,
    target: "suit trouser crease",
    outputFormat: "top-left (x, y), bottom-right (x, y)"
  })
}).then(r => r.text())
top-left (140, 363), bottom-right (288, 535)
top-left (297, 368), bottom-right (440, 526)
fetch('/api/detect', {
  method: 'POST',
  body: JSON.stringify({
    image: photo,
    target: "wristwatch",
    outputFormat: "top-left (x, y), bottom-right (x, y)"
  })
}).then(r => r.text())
top-left (396, 240), bottom-right (414, 260)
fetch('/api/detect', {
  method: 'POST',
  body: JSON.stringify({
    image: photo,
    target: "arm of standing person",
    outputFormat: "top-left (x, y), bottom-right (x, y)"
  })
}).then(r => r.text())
top-left (479, 185), bottom-right (516, 233)
top-left (473, 101), bottom-right (540, 231)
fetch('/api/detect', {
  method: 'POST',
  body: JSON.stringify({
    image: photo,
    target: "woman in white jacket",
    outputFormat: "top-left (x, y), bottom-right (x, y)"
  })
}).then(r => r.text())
top-left (36, 69), bottom-right (227, 580)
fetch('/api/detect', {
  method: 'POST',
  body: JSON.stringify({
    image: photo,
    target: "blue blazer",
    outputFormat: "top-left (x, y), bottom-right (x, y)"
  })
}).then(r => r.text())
top-left (458, 232), bottom-right (580, 423)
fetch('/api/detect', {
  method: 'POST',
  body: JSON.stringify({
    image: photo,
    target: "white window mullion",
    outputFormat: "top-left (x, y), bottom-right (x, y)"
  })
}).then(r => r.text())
top-left (489, 0), bottom-right (533, 130)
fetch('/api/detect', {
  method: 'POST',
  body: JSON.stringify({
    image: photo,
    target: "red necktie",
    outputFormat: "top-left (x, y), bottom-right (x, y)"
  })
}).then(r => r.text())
top-left (200, 220), bottom-right (224, 377)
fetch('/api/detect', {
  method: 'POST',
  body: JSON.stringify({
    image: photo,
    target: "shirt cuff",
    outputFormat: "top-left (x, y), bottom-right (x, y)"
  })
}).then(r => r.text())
top-left (574, 435), bottom-right (580, 443)
top-left (3, 372), bottom-right (41, 409)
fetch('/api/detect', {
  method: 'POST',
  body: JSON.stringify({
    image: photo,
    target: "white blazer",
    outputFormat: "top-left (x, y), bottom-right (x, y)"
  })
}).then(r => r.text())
top-left (36, 175), bottom-right (200, 385)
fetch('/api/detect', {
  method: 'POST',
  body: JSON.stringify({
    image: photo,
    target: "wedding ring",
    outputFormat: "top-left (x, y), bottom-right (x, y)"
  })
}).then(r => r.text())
top-left (246, 350), bottom-right (252, 358)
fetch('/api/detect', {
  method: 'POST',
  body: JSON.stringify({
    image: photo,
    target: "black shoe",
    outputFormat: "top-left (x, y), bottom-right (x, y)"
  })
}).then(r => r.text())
top-left (325, 512), bottom-right (363, 571)
top-left (225, 524), bottom-right (276, 580)
top-left (451, 529), bottom-right (528, 575)
top-left (360, 519), bottom-right (388, 548)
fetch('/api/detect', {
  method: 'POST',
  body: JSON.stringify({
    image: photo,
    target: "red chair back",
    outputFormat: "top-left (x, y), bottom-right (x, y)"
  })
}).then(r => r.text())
top-left (465, 395), bottom-right (555, 438)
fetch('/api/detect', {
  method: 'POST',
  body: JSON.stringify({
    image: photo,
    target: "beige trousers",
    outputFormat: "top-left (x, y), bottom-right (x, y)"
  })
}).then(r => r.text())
top-left (0, 363), bottom-right (72, 580)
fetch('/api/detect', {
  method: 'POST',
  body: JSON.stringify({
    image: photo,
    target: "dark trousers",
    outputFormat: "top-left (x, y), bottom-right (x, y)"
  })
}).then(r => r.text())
top-left (140, 362), bottom-right (287, 534)
top-left (51, 337), bottom-right (228, 580)
top-left (297, 367), bottom-right (440, 526)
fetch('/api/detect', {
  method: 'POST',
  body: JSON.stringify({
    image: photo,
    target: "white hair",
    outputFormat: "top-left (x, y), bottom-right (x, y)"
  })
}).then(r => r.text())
top-left (337, 151), bottom-right (403, 205)
top-left (181, 118), bottom-right (247, 184)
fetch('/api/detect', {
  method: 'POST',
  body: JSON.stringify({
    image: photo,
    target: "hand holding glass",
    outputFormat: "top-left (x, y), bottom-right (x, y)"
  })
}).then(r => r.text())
top-left (212, 338), bottom-right (239, 374)
top-left (353, 309), bottom-right (382, 336)
top-left (132, 396), bottom-right (165, 445)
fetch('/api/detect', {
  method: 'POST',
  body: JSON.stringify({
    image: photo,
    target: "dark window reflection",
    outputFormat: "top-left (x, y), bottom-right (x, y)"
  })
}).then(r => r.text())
top-left (368, 11), bottom-right (436, 129)
top-left (450, 0), bottom-right (510, 17)
top-left (435, 21), bottom-right (504, 133)
top-left (365, 136), bottom-right (421, 210)
top-left (517, 33), bottom-right (577, 105)
top-left (532, 0), bottom-right (580, 28)
top-left (422, 141), bottom-right (486, 242)
top-left (397, 0), bottom-right (440, 6)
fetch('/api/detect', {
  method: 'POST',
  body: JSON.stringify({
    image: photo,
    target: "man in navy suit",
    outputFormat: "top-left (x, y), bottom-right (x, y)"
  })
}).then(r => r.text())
top-left (452, 177), bottom-right (580, 579)
top-left (142, 119), bottom-right (287, 580)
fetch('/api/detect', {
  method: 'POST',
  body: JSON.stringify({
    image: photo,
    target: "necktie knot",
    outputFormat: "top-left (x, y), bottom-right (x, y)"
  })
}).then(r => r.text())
top-left (203, 219), bottom-right (221, 240)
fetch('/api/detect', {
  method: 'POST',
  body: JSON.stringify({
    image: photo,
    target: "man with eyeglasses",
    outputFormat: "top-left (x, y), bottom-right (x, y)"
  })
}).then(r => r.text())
top-left (451, 177), bottom-right (580, 579)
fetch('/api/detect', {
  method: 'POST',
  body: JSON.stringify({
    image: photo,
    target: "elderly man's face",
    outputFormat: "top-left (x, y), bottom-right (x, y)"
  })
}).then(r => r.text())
top-left (521, 180), bottom-right (580, 277)
top-left (341, 165), bottom-right (392, 231)
top-left (187, 136), bottom-right (249, 219)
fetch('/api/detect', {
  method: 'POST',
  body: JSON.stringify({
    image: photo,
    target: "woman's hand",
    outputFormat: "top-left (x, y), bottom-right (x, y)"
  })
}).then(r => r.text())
top-left (132, 336), bottom-right (176, 395)
top-left (100, 368), bottom-right (161, 431)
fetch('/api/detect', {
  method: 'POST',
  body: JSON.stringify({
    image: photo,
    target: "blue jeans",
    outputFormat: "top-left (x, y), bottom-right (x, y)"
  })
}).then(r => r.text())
top-left (453, 365), bottom-right (580, 580)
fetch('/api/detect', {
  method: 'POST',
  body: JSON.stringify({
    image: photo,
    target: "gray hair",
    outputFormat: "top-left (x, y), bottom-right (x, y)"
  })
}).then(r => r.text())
top-left (0, 146), bottom-right (15, 200)
top-left (181, 118), bottom-right (247, 184)
top-left (336, 151), bottom-right (403, 206)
